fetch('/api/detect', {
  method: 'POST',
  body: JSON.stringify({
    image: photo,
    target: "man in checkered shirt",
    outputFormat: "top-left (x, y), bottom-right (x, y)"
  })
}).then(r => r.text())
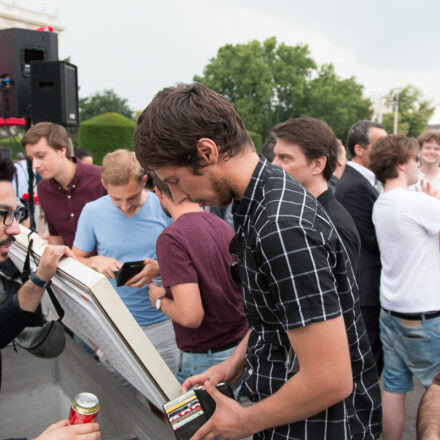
top-left (134, 82), bottom-right (382, 439)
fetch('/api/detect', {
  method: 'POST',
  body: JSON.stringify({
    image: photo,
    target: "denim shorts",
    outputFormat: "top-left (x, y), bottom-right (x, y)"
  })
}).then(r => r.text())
top-left (380, 309), bottom-right (440, 393)
top-left (176, 345), bottom-right (237, 385)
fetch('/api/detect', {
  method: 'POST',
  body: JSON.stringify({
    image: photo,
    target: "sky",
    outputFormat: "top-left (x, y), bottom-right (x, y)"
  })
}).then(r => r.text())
top-left (11, 0), bottom-right (440, 122)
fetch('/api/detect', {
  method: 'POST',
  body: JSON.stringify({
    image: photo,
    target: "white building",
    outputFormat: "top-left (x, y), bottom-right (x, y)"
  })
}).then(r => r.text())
top-left (0, 1), bottom-right (63, 32)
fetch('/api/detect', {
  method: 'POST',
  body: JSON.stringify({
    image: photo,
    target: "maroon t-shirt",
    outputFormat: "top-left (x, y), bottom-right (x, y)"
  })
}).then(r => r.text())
top-left (156, 211), bottom-right (248, 352)
top-left (38, 159), bottom-right (106, 247)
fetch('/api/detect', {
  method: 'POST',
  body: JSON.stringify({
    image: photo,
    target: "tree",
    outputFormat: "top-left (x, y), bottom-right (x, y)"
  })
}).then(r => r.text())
top-left (305, 64), bottom-right (373, 141)
top-left (194, 37), bottom-right (371, 141)
top-left (79, 89), bottom-right (134, 122)
top-left (382, 85), bottom-right (435, 137)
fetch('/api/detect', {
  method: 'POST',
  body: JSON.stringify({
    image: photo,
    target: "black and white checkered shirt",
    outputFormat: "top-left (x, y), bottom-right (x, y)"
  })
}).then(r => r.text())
top-left (233, 158), bottom-right (381, 439)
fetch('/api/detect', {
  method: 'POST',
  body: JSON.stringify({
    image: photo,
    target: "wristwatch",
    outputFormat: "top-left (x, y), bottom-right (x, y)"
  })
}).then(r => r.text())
top-left (155, 298), bottom-right (162, 310)
top-left (29, 271), bottom-right (52, 290)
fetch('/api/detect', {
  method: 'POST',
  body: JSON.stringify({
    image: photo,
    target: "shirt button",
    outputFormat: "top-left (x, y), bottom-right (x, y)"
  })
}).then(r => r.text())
top-left (67, 195), bottom-right (71, 199)
top-left (72, 184), bottom-right (76, 188)
top-left (248, 369), bottom-right (253, 375)
top-left (70, 213), bottom-right (74, 217)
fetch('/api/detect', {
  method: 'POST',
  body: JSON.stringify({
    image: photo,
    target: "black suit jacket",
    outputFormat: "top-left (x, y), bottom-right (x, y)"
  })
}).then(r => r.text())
top-left (335, 165), bottom-right (381, 307)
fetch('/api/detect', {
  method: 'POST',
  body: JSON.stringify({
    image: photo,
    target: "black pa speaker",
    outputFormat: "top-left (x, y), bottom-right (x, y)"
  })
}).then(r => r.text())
top-left (0, 28), bottom-right (58, 117)
top-left (31, 61), bottom-right (79, 127)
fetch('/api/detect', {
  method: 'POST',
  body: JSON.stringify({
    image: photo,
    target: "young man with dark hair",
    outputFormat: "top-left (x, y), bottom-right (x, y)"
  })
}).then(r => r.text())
top-left (23, 122), bottom-right (106, 247)
top-left (335, 119), bottom-right (387, 375)
top-left (134, 82), bottom-right (381, 440)
top-left (272, 117), bottom-right (360, 272)
top-left (370, 134), bottom-right (440, 440)
top-left (149, 175), bottom-right (248, 384)
top-left (0, 149), bottom-right (100, 440)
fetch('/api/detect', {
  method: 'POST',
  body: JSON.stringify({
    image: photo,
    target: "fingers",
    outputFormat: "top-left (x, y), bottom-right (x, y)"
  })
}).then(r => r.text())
top-left (190, 418), bottom-right (215, 440)
top-left (69, 422), bottom-right (100, 434)
top-left (181, 372), bottom-right (210, 393)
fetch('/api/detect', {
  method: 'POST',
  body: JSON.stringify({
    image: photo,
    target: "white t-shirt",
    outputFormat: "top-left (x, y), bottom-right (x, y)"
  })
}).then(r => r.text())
top-left (372, 188), bottom-right (440, 312)
top-left (410, 171), bottom-right (440, 193)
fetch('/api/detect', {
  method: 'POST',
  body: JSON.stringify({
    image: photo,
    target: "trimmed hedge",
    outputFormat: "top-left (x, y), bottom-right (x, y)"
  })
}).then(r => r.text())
top-left (248, 130), bottom-right (262, 153)
top-left (78, 112), bottom-right (136, 165)
top-left (0, 136), bottom-right (23, 158)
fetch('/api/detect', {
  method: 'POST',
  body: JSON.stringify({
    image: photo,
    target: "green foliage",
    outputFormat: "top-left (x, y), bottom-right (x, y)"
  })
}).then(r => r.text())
top-left (247, 130), bottom-right (262, 153)
top-left (382, 85), bottom-right (435, 137)
top-left (195, 37), bottom-right (371, 141)
top-left (305, 64), bottom-right (373, 141)
top-left (79, 89), bottom-right (134, 122)
top-left (78, 112), bottom-right (136, 165)
top-left (0, 136), bottom-right (23, 157)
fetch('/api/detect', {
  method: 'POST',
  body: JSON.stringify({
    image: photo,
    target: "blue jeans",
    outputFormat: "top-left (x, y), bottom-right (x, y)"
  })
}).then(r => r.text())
top-left (380, 309), bottom-right (440, 393)
top-left (176, 345), bottom-right (237, 385)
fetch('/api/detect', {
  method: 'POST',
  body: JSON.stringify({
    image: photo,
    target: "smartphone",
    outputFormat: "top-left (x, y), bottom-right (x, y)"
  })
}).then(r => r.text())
top-left (115, 260), bottom-right (145, 287)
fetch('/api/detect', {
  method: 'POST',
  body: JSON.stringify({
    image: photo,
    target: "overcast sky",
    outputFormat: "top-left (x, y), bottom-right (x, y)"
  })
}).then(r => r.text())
top-left (14, 0), bottom-right (440, 122)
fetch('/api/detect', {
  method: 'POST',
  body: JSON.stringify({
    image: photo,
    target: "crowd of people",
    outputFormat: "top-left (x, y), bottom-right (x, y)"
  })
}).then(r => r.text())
top-left (0, 81), bottom-right (440, 439)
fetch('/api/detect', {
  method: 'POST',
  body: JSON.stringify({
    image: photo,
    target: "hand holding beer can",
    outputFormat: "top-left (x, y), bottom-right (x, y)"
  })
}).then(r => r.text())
top-left (69, 392), bottom-right (100, 425)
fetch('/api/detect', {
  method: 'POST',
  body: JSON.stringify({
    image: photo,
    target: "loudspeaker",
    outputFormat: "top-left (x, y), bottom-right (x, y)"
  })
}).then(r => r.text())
top-left (0, 28), bottom-right (58, 118)
top-left (31, 61), bottom-right (79, 127)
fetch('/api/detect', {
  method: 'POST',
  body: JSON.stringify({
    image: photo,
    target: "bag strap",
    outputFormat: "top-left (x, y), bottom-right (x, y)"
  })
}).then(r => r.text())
top-left (22, 234), bottom-right (64, 321)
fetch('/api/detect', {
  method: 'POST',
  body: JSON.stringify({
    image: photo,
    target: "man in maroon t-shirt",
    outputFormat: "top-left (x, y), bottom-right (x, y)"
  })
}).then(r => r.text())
top-left (22, 122), bottom-right (106, 247)
top-left (148, 175), bottom-right (248, 384)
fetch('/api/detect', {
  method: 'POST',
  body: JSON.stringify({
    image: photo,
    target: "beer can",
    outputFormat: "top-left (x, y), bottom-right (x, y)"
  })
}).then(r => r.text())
top-left (69, 392), bottom-right (100, 425)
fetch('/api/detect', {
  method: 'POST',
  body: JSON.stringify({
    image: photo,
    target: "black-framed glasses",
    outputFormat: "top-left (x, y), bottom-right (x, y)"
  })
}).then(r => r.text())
top-left (0, 207), bottom-right (24, 226)
top-left (228, 233), bottom-right (241, 286)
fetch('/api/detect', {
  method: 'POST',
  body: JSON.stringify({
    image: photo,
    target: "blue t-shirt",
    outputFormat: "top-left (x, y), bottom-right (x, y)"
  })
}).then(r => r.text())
top-left (74, 192), bottom-right (172, 326)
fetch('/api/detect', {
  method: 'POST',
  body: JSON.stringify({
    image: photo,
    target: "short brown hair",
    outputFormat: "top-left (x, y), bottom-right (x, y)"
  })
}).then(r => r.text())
top-left (369, 134), bottom-right (418, 183)
top-left (417, 130), bottom-right (440, 148)
top-left (271, 117), bottom-right (338, 181)
top-left (134, 82), bottom-right (252, 172)
top-left (101, 149), bottom-right (144, 185)
top-left (22, 122), bottom-right (73, 157)
top-left (151, 172), bottom-right (173, 199)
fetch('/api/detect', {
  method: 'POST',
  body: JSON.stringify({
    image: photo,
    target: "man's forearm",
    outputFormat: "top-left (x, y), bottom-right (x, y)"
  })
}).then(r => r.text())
top-left (17, 279), bottom-right (45, 312)
top-left (159, 297), bottom-right (200, 327)
top-left (242, 366), bottom-right (352, 434)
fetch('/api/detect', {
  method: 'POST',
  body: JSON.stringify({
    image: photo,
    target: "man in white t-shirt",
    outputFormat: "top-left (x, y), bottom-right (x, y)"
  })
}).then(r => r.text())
top-left (411, 130), bottom-right (440, 194)
top-left (370, 134), bottom-right (440, 440)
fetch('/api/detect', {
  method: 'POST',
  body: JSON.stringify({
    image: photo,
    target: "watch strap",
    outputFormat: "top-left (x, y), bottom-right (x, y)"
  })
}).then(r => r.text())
top-left (29, 271), bottom-right (51, 289)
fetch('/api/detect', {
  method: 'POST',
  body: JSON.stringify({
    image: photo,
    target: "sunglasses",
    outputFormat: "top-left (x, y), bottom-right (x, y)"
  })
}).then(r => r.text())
top-left (0, 207), bottom-right (25, 226)
top-left (228, 233), bottom-right (241, 286)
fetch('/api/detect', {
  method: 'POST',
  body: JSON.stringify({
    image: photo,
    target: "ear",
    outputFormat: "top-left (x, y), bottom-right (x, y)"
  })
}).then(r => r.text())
top-left (101, 178), bottom-right (107, 190)
top-left (311, 156), bottom-right (327, 176)
top-left (141, 174), bottom-right (148, 187)
top-left (196, 138), bottom-right (219, 165)
top-left (353, 144), bottom-right (367, 159)
top-left (154, 186), bottom-right (163, 200)
top-left (59, 146), bottom-right (68, 158)
top-left (396, 163), bottom-right (405, 172)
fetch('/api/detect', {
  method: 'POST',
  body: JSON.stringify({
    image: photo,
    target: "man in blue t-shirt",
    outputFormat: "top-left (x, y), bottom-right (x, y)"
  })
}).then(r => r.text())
top-left (72, 149), bottom-right (178, 372)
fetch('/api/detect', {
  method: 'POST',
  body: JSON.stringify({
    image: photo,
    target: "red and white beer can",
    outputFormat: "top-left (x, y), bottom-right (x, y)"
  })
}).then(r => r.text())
top-left (69, 392), bottom-right (100, 425)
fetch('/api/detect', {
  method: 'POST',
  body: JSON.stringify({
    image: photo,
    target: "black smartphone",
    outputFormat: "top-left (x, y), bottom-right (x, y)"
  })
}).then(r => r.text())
top-left (115, 260), bottom-right (145, 287)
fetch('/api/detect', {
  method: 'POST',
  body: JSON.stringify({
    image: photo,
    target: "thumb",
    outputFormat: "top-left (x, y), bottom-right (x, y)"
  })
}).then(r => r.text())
top-left (203, 380), bottom-right (226, 405)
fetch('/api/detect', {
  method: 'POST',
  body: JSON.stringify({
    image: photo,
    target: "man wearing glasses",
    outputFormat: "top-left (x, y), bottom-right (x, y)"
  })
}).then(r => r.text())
top-left (0, 149), bottom-right (101, 439)
top-left (133, 83), bottom-right (381, 440)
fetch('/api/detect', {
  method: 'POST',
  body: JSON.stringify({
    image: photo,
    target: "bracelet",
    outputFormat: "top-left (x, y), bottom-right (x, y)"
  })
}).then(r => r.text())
top-left (29, 271), bottom-right (52, 289)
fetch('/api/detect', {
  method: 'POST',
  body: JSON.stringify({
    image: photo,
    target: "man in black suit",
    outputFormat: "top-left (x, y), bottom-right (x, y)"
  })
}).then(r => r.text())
top-left (335, 120), bottom-right (387, 374)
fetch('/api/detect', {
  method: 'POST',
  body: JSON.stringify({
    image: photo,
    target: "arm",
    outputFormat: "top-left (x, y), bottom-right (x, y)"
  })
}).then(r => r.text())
top-left (72, 246), bottom-right (122, 279)
top-left (418, 382), bottom-right (440, 440)
top-left (35, 419), bottom-right (100, 440)
top-left (148, 282), bottom-right (204, 328)
top-left (0, 245), bottom-right (74, 348)
top-left (191, 315), bottom-right (352, 439)
top-left (47, 235), bottom-right (64, 245)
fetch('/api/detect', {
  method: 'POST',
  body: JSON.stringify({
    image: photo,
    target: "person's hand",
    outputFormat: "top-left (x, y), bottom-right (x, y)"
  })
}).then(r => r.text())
top-left (36, 245), bottom-right (75, 282)
top-left (417, 179), bottom-right (440, 198)
top-left (190, 379), bottom-right (252, 440)
top-left (181, 356), bottom-right (243, 393)
top-left (89, 255), bottom-right (122, 279)
top-left (148, 283), bottom-right (166, 305)
top-left (35, 419), bottom-right (100, 440)
top-left (125, 258), bottom-right (160, 288)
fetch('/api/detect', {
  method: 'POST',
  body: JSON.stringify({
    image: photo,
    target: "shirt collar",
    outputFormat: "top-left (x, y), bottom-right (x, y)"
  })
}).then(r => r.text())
top-left (347, 161), bottom-right (376, 187)
top-left (232, 156), bottom-right (268, 231)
